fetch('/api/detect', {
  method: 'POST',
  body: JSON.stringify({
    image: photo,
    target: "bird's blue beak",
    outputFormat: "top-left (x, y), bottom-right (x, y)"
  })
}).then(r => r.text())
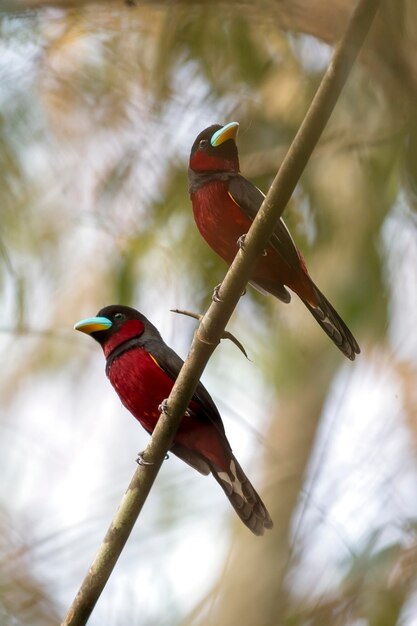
top-left (211, 122), bottom-right (239, 147)
top-left (74, 316), bottom-right (112, 335)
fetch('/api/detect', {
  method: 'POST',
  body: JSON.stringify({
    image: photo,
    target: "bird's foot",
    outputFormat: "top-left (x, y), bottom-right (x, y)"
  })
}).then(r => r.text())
top-left (213, 283), bottom-right (223, 303)
top-left (158, 399), bottom-right (169, 415)
top-left (158, 398), bottom-right (191, 418)
top-left (136, 451), bottom-right (169, 465)
top-left (213, 281), bottom-right (246, 302)
top-left (237, 233), bottom-right (267, 256)
top-left (136, 451), bottom-right (154, 466)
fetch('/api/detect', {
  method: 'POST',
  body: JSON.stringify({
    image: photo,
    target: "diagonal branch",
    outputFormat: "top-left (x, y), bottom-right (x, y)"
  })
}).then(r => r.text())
top-left (61, 1), bottom-right (382, 624)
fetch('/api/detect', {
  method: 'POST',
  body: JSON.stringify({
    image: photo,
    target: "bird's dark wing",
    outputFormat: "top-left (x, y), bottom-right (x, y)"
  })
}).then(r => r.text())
top-left (145, 338), bottom-right (227, 438)
top-left (228, 174), bottom-right (302, 269)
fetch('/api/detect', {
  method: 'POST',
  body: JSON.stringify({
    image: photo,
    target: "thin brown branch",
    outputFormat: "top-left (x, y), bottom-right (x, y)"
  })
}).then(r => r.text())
top-left (170, 308), bottom-right (249, 359)
top-left (61, 1), bottom-right (381, 624)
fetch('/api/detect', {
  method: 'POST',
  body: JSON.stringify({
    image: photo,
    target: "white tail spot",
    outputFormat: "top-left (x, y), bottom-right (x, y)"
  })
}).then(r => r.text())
top-left (321, 314), bottom-right (334, 327)
top-left (217, 460), bottom-right (245, 500)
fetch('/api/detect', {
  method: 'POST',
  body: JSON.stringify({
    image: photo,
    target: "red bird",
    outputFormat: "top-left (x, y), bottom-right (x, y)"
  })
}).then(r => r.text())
top-left (189, 122), bottom-right (360, 360)
top-left (74, 305), bottom-right (273, 536)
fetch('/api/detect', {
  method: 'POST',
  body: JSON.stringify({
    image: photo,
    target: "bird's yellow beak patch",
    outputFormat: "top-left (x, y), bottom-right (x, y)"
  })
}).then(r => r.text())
top-left (74, 316), bottom-right (112, 335)
top-left (211, 122), bottom-right (239, 147)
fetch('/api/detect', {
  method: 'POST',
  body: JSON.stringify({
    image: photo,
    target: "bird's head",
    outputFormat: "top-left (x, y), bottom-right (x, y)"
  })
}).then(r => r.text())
top-left (74, 305), bottom-right (161, 358)
top-left (189, 122), bottom-right (239, 173)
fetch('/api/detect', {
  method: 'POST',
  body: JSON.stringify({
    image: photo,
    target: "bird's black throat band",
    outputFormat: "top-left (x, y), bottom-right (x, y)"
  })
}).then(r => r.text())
top-left (188, 169), bottom-right (238, 194)
top-left (105, 336), bottom-right (143, 375)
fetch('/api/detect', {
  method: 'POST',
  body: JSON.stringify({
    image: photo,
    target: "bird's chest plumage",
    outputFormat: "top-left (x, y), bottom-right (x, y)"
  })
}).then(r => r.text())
top-left (108, 348), bottom-right (173, 433)
top-left (191, 181), bottom-right (251, 264)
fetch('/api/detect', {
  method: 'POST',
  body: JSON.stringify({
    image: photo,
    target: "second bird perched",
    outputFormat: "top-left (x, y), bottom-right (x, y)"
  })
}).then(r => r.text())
top-left (188, 122), bottom-right (360, 360)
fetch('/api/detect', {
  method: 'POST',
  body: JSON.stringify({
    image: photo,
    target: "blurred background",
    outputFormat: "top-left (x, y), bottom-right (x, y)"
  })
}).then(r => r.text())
top-left (2, 1), bottom-right (417, 624)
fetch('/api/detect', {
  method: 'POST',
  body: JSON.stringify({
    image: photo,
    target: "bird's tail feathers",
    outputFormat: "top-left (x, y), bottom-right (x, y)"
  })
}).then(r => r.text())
top-left (171, 443), bottom-right (211, 475)
top-left (210, 455), bottom-right (273, 536)
top-left (302, 283), bottom-right (360, 360)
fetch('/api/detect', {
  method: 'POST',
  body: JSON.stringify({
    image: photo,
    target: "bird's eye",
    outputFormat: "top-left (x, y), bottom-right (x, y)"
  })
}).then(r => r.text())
top-left (114, 313), bottom-right (124, 321)
top-left (199, 139), bottom-right (209, 149)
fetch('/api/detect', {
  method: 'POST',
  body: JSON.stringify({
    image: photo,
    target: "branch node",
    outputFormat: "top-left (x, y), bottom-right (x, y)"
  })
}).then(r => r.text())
top-left (196, 326), bottom-right (219, 347)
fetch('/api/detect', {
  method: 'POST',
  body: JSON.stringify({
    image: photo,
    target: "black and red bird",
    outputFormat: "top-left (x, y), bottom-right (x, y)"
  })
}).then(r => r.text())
top-left (74, 305), bottom-right (272, 536)
top-left (189, 122), bottom-right (360, 360)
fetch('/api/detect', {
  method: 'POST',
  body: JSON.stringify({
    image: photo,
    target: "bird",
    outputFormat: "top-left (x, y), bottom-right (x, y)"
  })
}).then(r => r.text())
top-left (74, 304), bottom-right (273, 536)
top-left (188, 122), bottom-right (360, 360)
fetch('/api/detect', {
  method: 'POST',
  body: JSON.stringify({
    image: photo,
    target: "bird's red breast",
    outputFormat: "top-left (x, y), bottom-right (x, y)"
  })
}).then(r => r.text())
top-left (191, 180), bottom-right (316, 303)
top-left (107, 347), bottom-right (230, 470)
top-left (192, 180), bottom-right (249, 263)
